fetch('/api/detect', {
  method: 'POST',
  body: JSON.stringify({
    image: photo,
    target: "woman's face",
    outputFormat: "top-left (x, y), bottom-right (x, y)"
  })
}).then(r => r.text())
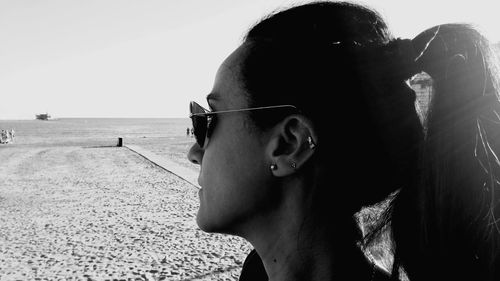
top-left (188, 44), bottom-right (277, 235)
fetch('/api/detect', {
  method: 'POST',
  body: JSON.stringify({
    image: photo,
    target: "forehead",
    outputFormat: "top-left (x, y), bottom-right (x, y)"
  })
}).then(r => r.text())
top-left (209, 44), bottom-right (252, 108)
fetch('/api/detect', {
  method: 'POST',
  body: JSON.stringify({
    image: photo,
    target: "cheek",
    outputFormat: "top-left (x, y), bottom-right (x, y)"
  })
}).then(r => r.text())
top-left (202, 137), bottom-right (266, 203)
top-left (201, 121), bottom-right (265, 187)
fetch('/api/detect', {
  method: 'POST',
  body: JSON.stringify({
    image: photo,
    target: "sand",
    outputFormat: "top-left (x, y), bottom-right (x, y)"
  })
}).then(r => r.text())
top-left (0, 133), bottom-right (393, 281)
top-left (0, 145), bottom-right (252, 281)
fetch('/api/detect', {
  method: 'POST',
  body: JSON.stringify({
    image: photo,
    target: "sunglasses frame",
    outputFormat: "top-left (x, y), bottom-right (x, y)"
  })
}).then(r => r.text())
top-left (189, 101), bottom-right (298, 147)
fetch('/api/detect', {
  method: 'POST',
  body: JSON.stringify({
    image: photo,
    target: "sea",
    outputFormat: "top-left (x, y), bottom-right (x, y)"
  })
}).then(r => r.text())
top-left (0, 118), bottom-right (192, 147)
top-left (0, 118), bottom-right (198, 172)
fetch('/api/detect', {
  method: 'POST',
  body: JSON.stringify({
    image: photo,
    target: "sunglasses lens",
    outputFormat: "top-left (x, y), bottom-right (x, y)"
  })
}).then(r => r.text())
top-left (190, 102), bottom-right (207, 147)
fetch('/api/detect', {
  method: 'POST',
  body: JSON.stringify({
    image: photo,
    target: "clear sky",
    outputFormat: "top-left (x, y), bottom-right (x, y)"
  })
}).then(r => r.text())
top-left (1, 0), bottom-right (499, 119)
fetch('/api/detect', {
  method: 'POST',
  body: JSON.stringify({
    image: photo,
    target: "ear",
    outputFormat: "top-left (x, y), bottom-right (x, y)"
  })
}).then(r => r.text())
top-left (266, 114), bottom-right (318, 177)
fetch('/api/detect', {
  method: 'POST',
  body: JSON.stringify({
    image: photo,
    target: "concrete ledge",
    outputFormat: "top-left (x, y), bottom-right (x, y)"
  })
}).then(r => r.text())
top-left (124, 144), bottom-right (200, 189)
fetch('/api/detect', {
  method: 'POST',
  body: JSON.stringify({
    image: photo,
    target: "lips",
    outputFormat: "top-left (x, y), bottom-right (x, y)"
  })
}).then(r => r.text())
top-left (197, 177), bottom-right (203, 190)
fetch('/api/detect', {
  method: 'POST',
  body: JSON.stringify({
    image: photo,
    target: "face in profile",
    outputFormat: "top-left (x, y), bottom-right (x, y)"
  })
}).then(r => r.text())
top-left (188, 44), bottom-right (278, 235)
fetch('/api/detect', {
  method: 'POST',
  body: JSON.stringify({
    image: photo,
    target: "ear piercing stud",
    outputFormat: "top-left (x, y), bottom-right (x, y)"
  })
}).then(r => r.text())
top-left (307, 136), bottom-right (316, 149)
top-left (270, 163), bottom-right (278, 171)
top-left (291, 162), bottom-right (297, 169)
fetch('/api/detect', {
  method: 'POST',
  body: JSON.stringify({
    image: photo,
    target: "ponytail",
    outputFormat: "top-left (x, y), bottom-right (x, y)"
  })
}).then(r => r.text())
top-left (391, 24), bottom-right (500, 281)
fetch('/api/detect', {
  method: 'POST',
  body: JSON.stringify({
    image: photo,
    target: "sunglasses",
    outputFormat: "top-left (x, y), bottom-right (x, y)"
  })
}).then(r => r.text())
top-left (189, 101), bottom-right (298, 147)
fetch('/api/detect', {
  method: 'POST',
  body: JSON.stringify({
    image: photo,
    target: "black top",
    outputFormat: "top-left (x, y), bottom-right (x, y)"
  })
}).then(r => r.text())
top-left (239, 249), bottom-right (268, 281)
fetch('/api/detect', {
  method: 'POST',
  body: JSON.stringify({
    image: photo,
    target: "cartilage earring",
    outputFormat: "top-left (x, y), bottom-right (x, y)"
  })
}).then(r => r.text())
top-left (270, 163), bottom-right (278, 171)
top-left (307, 136), bottom-right (316, 149)
top-left (291, 162), bottom-right (297, 169)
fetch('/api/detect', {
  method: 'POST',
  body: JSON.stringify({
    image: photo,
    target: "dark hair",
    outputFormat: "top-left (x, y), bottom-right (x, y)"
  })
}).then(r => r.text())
top-left (391, 25), bottom-right (500, 281)
top-left (241, 1), bottom-right (422, 214)
top-left (238, 1), bottom-right (500, 280)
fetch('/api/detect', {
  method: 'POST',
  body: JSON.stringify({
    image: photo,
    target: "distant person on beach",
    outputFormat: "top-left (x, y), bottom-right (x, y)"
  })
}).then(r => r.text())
top-left (1, 129), bottom-right (9, 144)
top-left (187, 2), bottom-right (500, 281)
top-left (187, 127), bottom-right (190, 137)
top-left (7, 129), bottom-right (13, 143)
top-left (0, 129), bottom-right (15, 144)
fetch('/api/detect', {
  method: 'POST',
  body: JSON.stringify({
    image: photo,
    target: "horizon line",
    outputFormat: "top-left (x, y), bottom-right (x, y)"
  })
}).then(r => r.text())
top-left (0, 116), bottom-right (189, 121)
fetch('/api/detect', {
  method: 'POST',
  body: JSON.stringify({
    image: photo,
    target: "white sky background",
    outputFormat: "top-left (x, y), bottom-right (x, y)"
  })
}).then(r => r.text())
top-left (0, 0), bottom-right (499, 119)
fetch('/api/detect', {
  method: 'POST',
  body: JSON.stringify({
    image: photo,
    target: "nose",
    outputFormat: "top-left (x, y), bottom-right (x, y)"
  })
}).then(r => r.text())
top-left (187, 142), bottom-right (203, 165)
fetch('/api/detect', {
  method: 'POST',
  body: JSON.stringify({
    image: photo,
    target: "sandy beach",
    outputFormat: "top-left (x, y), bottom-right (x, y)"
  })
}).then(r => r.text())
top-left (0, 143), bottom-right (252, 281)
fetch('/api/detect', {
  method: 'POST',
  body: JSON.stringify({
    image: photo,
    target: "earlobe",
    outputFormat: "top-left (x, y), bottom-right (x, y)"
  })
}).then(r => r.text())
top-left (267, 115), bottom-right (318, 177)
top-left (270, 163), bottom-right (278, 171)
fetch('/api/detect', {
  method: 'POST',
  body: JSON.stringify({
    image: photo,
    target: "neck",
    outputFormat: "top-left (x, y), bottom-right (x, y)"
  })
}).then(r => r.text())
top-left (241, 187), bottom-right (374, 281)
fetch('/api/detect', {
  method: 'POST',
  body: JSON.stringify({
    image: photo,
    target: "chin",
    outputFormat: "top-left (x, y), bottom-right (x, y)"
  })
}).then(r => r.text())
top-left (196, 208), bottom-right (244, 235)
top-left (196, 212), bottom-right (214, 232)
top-left (196, 210), bottom-right (226, 233)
